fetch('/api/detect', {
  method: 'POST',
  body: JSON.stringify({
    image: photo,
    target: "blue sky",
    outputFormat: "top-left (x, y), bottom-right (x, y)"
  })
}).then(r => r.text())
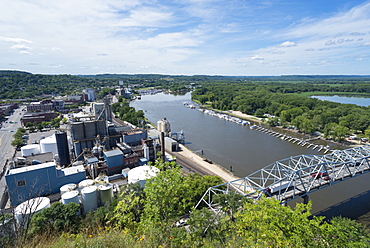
top-left (1, 0), bottom-right (369, 76)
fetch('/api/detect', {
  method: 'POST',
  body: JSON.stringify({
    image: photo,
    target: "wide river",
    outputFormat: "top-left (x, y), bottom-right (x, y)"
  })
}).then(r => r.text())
top-left (131, 92), bottom-right (370, 224)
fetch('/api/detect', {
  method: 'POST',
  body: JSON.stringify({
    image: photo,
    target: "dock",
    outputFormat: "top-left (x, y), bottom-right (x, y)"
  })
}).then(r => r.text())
top-left (253, 126), bottom-right (332, 153)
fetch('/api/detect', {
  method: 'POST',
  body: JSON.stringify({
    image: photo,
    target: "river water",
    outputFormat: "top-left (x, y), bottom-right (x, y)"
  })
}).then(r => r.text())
top-left (312, 95), bottom-right (370, 107)
top-left (131, 92), bottom-right (370, 224)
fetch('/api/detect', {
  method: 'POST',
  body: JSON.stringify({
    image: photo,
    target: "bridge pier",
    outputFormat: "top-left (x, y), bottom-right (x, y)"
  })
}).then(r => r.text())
top-left (302, 195), bottom-right (310, 204)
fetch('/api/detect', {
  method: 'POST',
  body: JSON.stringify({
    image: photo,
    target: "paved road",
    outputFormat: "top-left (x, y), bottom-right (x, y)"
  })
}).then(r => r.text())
top-left (0, 106), bottom-right (25, 208)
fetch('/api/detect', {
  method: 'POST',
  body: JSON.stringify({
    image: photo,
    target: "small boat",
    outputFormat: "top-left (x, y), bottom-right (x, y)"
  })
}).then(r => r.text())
top-left (250, 125), bottom-right (258, 130)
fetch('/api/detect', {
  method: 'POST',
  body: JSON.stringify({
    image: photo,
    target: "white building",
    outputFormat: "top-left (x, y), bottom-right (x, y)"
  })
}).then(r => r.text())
top-left (83, 88), bottom-right (96, 101)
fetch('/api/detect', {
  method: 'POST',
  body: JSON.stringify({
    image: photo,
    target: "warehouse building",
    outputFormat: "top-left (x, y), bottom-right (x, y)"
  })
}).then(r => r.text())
top-left (5, 162), bottom-right (86, 206)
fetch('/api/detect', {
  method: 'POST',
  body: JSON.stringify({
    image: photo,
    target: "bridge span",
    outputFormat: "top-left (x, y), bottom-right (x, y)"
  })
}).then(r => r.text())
top-left (195, 145), bottom-right (370, 211)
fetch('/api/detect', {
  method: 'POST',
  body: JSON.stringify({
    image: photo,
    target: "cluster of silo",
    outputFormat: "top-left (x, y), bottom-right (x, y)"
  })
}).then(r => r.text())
top-left (71, 120), bottom-right (108, 157)
top-left (60, 178), bottom-right (114, 213)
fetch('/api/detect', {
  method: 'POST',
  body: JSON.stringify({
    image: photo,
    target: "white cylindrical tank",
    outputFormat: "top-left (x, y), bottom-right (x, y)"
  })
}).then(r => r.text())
top-left (15, 197), bottom-right (50, 226)
top-left (81, 185), bottom-right (98, 213)
top-left (61, 190), bottom-right (80, 205)
top-left (60, 183), bottom-right (77, 196)
top-left (40, 134), bottom-right (58, 155)
top-left (78, 179), bottom-right (94, 192)
top-left (98, 184), bottom-right (113, 206)
top-left (21, 144), bottom-right (40, 157)
top-left (128, 165), bottom-right (160, 187)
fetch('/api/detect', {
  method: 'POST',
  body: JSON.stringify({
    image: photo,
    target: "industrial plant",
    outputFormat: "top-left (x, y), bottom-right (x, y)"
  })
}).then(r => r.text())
top-left (3, 91), bottom-right (181, 226)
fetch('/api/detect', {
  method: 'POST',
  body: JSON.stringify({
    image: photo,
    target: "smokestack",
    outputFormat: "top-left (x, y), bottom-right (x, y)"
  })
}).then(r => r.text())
top-left (160, 131), bottom-right (165, 162)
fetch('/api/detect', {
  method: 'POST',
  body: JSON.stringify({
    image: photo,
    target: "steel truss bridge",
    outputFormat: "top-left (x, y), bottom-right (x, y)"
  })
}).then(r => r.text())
top-left (195, 145), bottom-right (370, 212)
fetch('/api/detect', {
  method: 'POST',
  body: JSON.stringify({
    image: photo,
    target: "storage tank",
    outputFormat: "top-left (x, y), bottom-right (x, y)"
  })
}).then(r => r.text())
top-left (61, 190), bottom-right (80, 205)
top-left (55, 131), bottom-right (70, 167)
top-left (21, 144), bottom-right (41, 157)
top-left (14, 197), bottom-right (50, 226)
top-left (98, 184), bottom-right (113, 206)
top-left (78, 179), bottom-right (94, 192)
top-left (60, 183), bottom-right (77, 196)
top-left (128, 165), bottom-right (160, 187)
top-left (40, 134), bottom-right (58, 155)
top-left (81, 185), bottom-right (98, 213)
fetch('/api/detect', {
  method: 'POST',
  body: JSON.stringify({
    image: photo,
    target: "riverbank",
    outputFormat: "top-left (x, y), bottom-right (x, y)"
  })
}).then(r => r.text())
top-left (227, 110), bottom-right (363, 149)
top-left (175, 144), bottom-right (239, 183)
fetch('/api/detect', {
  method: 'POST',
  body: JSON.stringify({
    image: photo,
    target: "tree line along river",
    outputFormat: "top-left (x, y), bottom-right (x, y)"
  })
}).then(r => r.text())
top-left (130, 92), bottom-right (370, 225)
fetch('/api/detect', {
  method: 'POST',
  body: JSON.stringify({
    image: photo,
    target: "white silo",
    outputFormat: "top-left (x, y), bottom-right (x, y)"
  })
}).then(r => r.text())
top-left (60, 183), bottom-right (77, 196)
top-left (78, 179), bottom-right (94, 192)
top-left (98, 184), bottom-right (113, 206)
top-left (40, 134), bottom-right (58, 155)
top-left (21, 144), bottom-right (41, 157)
top-left (14, 197), bottom-right (50, 226)
top-left (128, 165), bottom-right (160, 187)
top-left (61, 190), bottom-right (80, 205)
top-left (81, 185), bottom-right (98, 213)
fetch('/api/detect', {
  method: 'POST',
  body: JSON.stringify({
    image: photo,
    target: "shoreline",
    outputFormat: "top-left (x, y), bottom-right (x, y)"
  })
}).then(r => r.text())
top-left (226, 110), bottom-right (361, 149)
top-left (173, 144), bottom-right (239, 183)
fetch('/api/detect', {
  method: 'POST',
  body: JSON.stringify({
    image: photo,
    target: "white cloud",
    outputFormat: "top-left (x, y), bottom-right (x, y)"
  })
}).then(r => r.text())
top-left (251, 55), bottom-right (264, 60)
top-left (0, 36), bottom-right (33, 43)
top-left (11, 44), bottom-right (32, 54)
top-left (278, 41), bottom-right (296, 47)
top-left (117, 7), bottom-right (174, 28)
top-left (0, 0), bottom-right (370, 75)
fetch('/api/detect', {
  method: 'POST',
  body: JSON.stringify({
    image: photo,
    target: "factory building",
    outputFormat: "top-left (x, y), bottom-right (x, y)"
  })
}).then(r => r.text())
top-left (5, 162), bottom-right (86, 206)
top-left (122, 129), bottom-right (148, 146)
top-left (70, 120), bottom-right (108, 158)
top-left (103, 149), bottom-right (124, 175)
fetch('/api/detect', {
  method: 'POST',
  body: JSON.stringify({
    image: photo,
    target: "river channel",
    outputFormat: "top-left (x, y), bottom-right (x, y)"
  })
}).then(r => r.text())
top-left (131, 92), bottom-right (370, 225)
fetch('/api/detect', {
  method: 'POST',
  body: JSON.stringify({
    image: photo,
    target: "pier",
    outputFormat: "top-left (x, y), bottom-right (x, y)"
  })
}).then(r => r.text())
top-left (253, 126), bottom-right (331, 153)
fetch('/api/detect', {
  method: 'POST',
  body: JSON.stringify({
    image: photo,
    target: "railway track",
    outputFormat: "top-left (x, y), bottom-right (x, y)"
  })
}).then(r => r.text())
top-left (167, 150), bottom-right (210, 176)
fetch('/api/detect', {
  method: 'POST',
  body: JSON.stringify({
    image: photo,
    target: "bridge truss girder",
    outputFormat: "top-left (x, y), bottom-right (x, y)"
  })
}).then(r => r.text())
top-left (195, 145), bottom-right (370, 212)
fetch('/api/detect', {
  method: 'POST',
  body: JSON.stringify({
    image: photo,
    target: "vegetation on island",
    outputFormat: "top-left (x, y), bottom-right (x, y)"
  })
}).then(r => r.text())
top-left (191, 81), bottom-right (370, 142)
top-left (5, 160), bottom-right (369, 248)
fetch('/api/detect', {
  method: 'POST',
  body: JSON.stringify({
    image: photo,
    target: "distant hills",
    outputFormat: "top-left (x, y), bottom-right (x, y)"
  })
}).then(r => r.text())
top-left (1, 70), bottom-right (370, 82)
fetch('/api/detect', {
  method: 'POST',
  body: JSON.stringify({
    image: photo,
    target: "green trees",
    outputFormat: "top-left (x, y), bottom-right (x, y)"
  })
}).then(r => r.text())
top-left (112, 101), bottom-right (145, 126)
top-left (22, 159), bottom-right (370, 247)
top-left (29, 202), bottom-right (81, 236)
top-left (194, 197), bottom-right (370, 247)
top-left (11, 127), bottom-right (27, 147)
top-left (192, 81), bottom-right (370, 139)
